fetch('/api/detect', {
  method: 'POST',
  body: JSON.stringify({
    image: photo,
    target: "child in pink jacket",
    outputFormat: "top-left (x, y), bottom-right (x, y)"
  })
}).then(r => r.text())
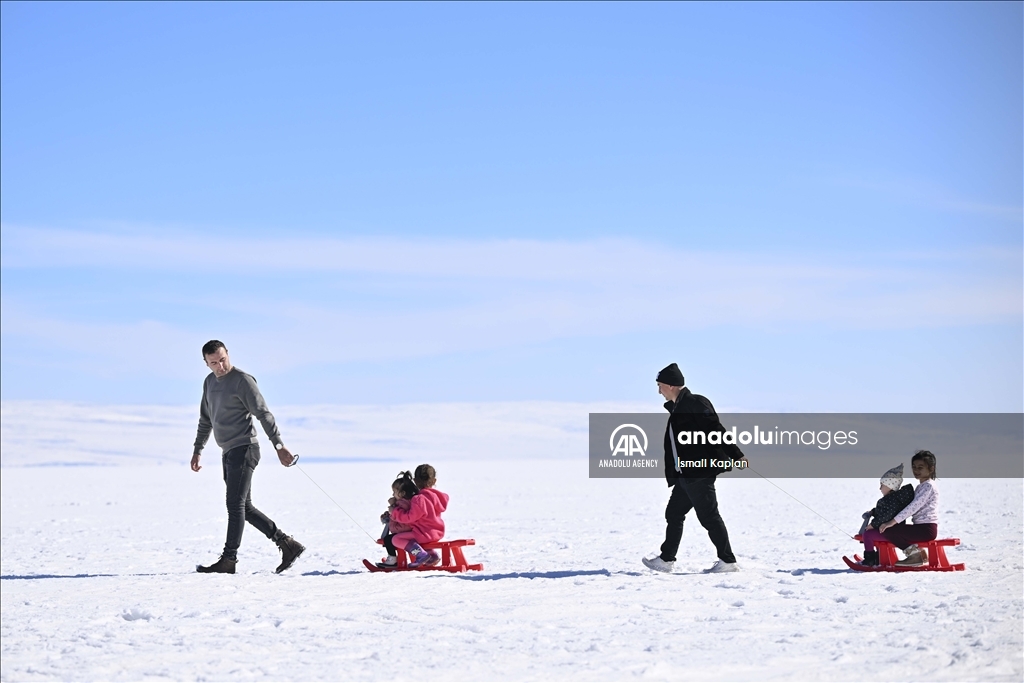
top-left (386, 469), bottom-right (448, 568)
top-left (414, 463), bottom-right (450, 524)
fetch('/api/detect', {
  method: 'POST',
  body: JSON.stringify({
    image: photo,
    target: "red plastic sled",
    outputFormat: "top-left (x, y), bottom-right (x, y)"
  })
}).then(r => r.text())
top-left (843, 536), bottom-right (965, 572)
top-left (363, 538), bottom-right (483, 573)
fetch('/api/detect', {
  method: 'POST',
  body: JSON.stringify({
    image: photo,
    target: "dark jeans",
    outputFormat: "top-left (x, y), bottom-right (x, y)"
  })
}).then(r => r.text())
top-left (660, 476), bottom-right (736, 563)
top-left (221, 444), bottom-right (282, 560)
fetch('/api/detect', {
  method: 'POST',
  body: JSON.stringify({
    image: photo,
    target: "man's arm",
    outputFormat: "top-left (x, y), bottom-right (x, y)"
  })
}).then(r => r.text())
top-left (239, 374), bottom-right (295, 466)
top-left (664, 416), bottom-right (684, 487)
top-left (192, 382), bottom-right (212, 472)
top-left (698, 395), bottom-right (750, 466)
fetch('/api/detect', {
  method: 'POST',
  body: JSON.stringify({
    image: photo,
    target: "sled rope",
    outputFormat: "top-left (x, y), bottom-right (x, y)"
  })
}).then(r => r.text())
top-left (749, 467), bottom-right (856, 540)
top-left (294, 463), bottom-right (378, 543)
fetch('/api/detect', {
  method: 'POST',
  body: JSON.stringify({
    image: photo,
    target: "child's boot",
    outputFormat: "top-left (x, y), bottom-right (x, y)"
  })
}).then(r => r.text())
top-left (896, 545), bottom-right (927, 566)
top-left (407, 542), bottom-right (440, 569)
top-left (861, 550), bottom-right (879, 567)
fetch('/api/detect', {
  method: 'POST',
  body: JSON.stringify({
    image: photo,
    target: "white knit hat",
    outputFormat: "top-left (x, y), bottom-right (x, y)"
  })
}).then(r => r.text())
top-left (880, 463), bottom-right (904, 491)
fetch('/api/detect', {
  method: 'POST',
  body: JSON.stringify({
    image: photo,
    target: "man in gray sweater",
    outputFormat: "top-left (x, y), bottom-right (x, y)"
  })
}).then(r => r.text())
top-left (191, 340), bottom-right (305, 574)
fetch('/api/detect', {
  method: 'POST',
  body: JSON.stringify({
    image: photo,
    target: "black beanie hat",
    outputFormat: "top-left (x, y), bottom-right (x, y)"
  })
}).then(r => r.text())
top-left (657, 363), bottom-right (685, 386)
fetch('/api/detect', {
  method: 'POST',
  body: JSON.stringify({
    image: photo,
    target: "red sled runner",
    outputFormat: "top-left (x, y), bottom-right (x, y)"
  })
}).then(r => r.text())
top-left (363, 539), bottom-right (484, 573)
top-left (843, 536), bottom-right (965, 572)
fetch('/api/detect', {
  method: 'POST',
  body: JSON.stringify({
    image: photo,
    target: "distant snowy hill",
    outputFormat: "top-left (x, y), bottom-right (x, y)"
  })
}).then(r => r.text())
top-left (0, 400), bottom-right (650, 467)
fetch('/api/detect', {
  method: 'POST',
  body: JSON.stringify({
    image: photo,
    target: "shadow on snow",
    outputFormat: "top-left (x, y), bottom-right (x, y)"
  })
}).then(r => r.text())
top-left (2, 573), bottom-right (118, 580)
top-left (448, 569), bottom-right (643, 581)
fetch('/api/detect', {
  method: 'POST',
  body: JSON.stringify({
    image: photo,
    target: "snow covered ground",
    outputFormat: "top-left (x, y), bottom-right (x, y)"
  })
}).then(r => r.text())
top-left (2, 402), bottom-right (1022, 681)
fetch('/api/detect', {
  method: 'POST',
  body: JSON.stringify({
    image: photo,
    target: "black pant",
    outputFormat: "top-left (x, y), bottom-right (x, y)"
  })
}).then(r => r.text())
top-left (380, 516), bottom-right (398, 556)
top-left (660, 476), bottom-right (736, 563)
top-left (382, 531), bottom-right (398, 556)
top-left (222, 444), bottom-right (282, 560)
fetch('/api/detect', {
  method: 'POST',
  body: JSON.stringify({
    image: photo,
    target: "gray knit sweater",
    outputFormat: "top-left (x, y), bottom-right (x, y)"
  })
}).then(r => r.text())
top-left (193, 368), bottom-right (283, 455)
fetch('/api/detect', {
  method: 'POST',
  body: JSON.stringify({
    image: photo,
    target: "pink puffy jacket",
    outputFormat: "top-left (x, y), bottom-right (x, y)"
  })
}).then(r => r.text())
top-left (390, 488), bottom-right (449, 544)
top-left (420, 488), bottom-right (449, 516)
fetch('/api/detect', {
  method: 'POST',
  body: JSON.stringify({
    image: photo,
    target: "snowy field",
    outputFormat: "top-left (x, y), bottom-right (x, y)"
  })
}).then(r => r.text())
top-left (1, 403), bottom-right (1022, 681)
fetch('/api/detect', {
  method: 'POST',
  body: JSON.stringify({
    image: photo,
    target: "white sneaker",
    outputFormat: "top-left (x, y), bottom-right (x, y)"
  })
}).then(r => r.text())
top-left (642, 556), bottom-right (675, 573)
top-left (704, 559), bottom-right (739, 573)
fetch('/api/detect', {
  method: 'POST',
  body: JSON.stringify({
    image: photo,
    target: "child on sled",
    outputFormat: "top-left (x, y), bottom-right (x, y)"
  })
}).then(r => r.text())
top-left (858, 463), bottom-right (914, 566)
top-left (377, 465), bottom-right (449, 569)
top-left (413, 463), bottom-right (450, 525)
top-left (861, 451), bottom-right (939, 567)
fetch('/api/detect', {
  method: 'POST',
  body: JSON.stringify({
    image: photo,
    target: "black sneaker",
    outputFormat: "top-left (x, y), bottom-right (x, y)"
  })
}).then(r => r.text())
top-left (197, 556), bottom-right (236, 574)
top-left (861, 550), bottom-right (879, 567)
top-left (275, 535), bottom-right (305, 574)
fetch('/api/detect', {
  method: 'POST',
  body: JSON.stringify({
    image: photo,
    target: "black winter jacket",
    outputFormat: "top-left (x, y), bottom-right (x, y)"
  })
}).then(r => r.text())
top-left (868, 484), bottom-right (915, 529)
top-left (663, 388), bottom-right (745, 487)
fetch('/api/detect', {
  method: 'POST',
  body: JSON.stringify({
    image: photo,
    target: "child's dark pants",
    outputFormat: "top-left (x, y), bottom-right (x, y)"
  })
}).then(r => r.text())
top-left (382, 531), bottom-right (398, 556)
top-left (863, 522), bottom-right (938, 551)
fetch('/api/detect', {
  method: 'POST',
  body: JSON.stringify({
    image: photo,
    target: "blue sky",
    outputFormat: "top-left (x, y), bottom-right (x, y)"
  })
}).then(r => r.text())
top-left (1, 2), bottom-right (1021, 410)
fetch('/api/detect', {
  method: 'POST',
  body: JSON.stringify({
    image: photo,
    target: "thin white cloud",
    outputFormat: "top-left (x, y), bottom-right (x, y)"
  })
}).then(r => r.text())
top-left (2, 226), bottom-right (670, 278)
top-left (832, 176), bottom-right (1024, 222)
top-left (4, 224), bottom-right (1018, 283)
top-left (1, 227), bottom-right (1020, 377)
top-left (0, 308), bottom-right (203, 378)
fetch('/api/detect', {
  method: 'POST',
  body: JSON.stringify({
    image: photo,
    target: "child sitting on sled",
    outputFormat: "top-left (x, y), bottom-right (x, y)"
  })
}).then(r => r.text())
top-left (858, 463), bottom-right (915, 566)
top-left (414, 463), bottom-right (449, 524)
top-left (377, 468), bottom-right (448, 569)
top-left (861, 452), bottom-right (940, 567)
top-left (378, 474), bottom-right (411, 567)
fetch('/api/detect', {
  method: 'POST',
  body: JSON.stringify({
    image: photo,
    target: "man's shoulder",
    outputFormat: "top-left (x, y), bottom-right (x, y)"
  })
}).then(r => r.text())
top-left (689, 391), bottom-right (714, 406)
top-left (230, 369), bottom-right (268, 400)
top-left (210, 369), bottom-right (259, 393)
top-left (225, 368), bottom-right (258, 384)
top-left (675, 390), bottom-right (717, 416)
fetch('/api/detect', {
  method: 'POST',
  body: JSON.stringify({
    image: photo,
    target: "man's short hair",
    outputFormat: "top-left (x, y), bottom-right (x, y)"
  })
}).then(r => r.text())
top-left (202, 340), bottom-right (227, 358)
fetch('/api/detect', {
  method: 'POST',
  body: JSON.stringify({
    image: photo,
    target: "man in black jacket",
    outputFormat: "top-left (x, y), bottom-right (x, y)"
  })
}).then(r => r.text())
top-left (643, 363), bottom-right (742, 574)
